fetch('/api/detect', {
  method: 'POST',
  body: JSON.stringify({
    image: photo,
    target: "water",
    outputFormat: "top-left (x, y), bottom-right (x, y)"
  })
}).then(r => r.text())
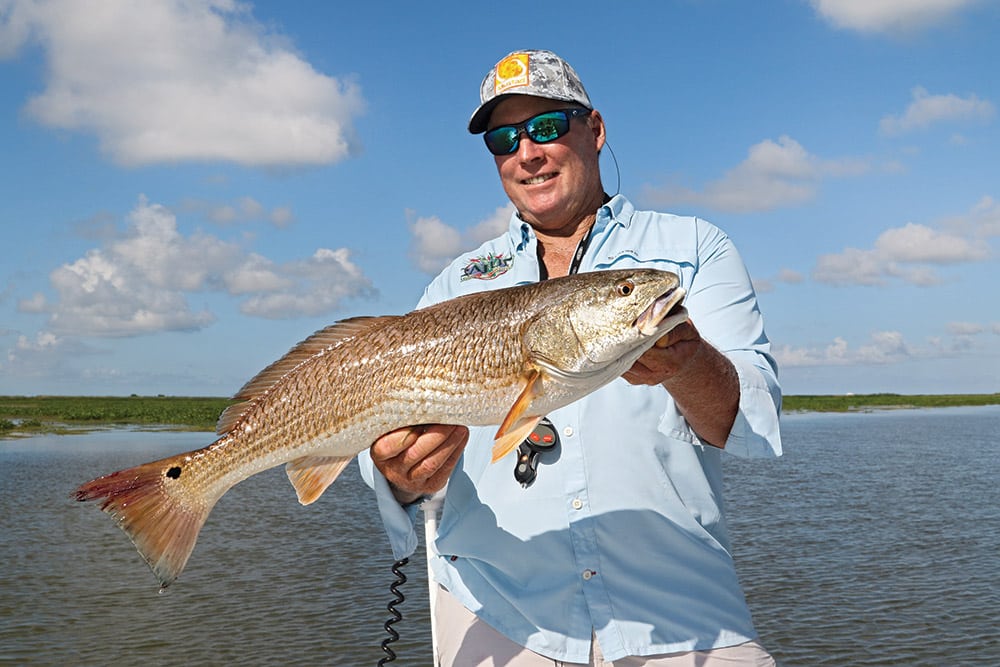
top-left (728, 406), bottom-right (1000, 666)
top-left (0, 429), bottom-right (431, 666)
top-left (1, 406), bottom-right (998, 665)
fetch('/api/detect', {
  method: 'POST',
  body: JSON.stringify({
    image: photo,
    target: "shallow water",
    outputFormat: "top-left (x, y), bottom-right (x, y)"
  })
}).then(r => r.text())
top-left (729, 406), bottom-right (1000, 666)
top-left (1, 406), bottom-right (997, 665)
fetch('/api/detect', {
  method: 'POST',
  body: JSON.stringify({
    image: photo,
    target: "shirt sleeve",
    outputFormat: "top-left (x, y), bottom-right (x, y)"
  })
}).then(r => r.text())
top-left (676, 219), bottom-right (782, 459)
top-left (356, 451), bottom-right (422, 559)
top-left (723, 350), bottom-right (782, 458)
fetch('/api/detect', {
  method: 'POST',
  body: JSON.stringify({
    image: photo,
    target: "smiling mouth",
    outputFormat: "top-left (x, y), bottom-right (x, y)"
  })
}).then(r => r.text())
top-left (521, 173), bottom-right (555, 185)
top-left (634, 287), bottom-right (688, 336)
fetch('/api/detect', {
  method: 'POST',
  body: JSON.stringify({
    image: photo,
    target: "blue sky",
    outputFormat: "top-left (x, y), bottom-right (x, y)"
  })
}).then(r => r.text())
top-left (1, 0), bottom-right (998, 397)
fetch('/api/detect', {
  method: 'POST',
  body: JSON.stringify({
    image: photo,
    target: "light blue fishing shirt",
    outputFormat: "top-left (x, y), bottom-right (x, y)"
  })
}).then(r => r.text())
top-left (358, 194), bottom-right (782, 663)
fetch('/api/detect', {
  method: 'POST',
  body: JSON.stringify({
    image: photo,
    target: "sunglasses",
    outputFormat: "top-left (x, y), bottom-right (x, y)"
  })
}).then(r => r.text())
top-left (483, 108), bottom-right (591, 156)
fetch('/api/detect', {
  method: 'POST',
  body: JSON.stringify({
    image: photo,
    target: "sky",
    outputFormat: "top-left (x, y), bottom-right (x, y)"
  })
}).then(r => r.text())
top-left (1, 0), bottom-right (998, 398)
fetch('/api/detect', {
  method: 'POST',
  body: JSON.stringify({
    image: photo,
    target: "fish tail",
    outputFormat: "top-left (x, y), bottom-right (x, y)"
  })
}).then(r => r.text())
top-left (73, 454), bottom-right (220, 589)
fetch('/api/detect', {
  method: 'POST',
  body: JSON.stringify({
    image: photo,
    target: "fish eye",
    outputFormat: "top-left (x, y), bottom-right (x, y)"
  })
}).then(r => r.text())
top-left (615, 280), bottom-right (635, 297)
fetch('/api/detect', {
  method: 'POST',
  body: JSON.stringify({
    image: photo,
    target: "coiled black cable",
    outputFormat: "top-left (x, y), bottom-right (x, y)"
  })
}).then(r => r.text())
top-left (376, 557), bottom-right (409, 665)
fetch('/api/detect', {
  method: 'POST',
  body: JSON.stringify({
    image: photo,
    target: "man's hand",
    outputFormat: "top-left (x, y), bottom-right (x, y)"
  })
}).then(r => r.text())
top-left (623, 319), bottom-right (739, 448)
top-left (370, 424), bottom-right (469, 504)
top-left (623, 320), bottom-right (702, 386)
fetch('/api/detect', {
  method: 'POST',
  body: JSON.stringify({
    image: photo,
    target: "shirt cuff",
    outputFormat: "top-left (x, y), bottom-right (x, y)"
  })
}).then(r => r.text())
top-left (357, 450), bottom-right (421, 559)
top-left (723, 355), bottom-right (783, 459)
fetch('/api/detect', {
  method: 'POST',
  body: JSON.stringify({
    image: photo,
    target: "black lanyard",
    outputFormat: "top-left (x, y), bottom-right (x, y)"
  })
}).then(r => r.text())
top-left (537, 224), bottom-right (593, 281)
top-left (520, 222), bottom-right (594, 487)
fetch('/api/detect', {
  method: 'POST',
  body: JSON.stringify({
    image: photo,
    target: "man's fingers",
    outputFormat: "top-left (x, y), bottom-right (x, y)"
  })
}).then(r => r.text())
top-left (404, 426), bottom-right (469, 484)
top-left (423, 440), bottom-right (468, 491)
top-left (371, 425), bottom-right (426, 462)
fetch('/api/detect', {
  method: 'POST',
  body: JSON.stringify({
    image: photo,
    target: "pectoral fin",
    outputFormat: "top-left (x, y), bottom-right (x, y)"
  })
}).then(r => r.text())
top-left (285, 455), bottom-right (354, 505)
top-left (492, 416), bottom-right (543, 464)
top-left (492, 369), bottom-right (543, 463)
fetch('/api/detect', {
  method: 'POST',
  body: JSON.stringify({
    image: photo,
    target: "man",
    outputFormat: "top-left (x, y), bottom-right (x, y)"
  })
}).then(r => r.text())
top-left (359, 49), bottom-right (782, 666)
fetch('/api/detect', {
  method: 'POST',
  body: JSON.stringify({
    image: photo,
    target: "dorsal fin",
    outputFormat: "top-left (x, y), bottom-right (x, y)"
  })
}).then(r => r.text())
top-left (215, 315), bottom-right (399, 434)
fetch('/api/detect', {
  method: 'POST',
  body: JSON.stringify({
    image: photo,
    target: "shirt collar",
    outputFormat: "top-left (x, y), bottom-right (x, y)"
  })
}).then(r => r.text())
top-left (596, 194), bottom-right (633, 234)
top-left (506, 193), bottom-right (636, 252)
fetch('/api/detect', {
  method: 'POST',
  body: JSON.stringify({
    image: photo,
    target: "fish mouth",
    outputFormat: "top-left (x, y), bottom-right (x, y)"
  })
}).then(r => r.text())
top-left (635, 286), bottom-right (688, 336)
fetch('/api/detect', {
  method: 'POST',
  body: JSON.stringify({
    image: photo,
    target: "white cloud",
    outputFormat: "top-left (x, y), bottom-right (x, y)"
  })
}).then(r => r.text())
top-left (813, 205), bottom-right (993, 287)
top-left (874, 222), bottom-right (990, 263)
top-left (239, 248), bottom-right (373, 319)
top-left (777, 321), bottom-right (998, 370)
top-left (811, 0), bottom-right (982, 34)
top-left (2, 331), bottom-right (95, 380)
top-left (813, 247), bottom-right (887, 286)
top-left (409, 216), bottom-right (464, 274)
top-left (409, 204), bottom-right (514, 274)
top-left (643, 136), bottom-right (868, 213)
top-left (1, 0), bottom-right (365, 166)
top-left (223, 253), bottom-right (293, 295)
top-left (880, 87), bottom-right (995, 136)
top-left (35, 196), bottom-right (373, 336)
top-left (774, 331), bottom-right (913, 367)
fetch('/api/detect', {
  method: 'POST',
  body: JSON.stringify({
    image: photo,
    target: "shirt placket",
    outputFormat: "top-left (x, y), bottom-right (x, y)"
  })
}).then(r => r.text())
top-left (552, 403), bottom-right (618, 644)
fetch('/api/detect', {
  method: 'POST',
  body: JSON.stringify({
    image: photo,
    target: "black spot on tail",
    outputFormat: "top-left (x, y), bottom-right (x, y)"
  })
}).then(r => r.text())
top-left (166, 466), bottom-right (182, 480)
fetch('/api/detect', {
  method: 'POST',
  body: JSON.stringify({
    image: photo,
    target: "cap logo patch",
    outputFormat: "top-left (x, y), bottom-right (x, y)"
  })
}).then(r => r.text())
top-left (494, 53), bottom-right (530, 95)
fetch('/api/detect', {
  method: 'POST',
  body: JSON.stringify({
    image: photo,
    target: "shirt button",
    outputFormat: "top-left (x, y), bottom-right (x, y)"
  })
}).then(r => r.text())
top-left (582, 569), bottom-right (596, 580)
top-left (571, 498), bottom-right (583, 510)
top-left (563, 426), bottom-right (574, 437)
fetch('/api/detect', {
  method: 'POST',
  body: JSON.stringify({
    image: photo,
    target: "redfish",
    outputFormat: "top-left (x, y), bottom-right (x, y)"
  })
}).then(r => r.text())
top-left (74, 269), bottom-right (687, 588)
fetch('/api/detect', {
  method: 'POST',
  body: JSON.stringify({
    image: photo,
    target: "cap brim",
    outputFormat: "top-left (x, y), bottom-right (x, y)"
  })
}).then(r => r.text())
top-left (468, 96), bottom-right (508, 134)
top-left (468, 93), bottom-right (593, 134)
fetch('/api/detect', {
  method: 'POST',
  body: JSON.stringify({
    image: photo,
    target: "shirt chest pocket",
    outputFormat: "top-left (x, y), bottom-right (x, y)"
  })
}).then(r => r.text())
top-left (593, 247), bottom-right (695, 290)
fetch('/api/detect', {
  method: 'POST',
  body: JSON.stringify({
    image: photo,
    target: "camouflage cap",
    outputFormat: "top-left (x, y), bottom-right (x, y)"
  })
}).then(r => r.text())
top-left (468, 49), bottom-right (592, 134)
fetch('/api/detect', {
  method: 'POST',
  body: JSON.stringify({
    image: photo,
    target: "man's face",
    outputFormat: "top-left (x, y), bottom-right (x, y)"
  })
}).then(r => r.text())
top-left (487, 96), bottom-right (605, 236)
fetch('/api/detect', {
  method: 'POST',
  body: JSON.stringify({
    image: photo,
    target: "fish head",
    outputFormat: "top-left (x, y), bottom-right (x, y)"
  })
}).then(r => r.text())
top-left (524, 269), bottom-right (688, 377)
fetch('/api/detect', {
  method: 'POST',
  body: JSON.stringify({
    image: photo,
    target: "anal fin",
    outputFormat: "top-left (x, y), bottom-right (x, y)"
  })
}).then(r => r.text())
top-left (285, 455), bottom-right (354, 505)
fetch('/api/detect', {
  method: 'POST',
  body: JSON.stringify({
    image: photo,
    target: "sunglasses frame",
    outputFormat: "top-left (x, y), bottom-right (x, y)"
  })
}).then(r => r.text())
top-left (483, 107), bottom-right (592, 156)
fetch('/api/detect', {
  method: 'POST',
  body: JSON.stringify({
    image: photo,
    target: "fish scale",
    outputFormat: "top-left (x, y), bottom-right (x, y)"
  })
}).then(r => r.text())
top-left (74, 268), bottom-right (687, 588)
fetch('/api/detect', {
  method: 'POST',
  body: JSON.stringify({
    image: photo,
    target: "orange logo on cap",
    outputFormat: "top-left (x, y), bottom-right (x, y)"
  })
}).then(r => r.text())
top-left (495, 53), bottom-right (530, 95)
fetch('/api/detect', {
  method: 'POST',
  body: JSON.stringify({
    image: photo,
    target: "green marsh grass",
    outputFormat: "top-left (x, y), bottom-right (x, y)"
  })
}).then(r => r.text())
top-left (1, 393), bottom-right (997, 438)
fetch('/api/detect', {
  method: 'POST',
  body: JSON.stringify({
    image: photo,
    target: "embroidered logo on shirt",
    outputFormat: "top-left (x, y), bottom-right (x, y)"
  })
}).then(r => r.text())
top-left (460, 253), bottom-right (512, 281)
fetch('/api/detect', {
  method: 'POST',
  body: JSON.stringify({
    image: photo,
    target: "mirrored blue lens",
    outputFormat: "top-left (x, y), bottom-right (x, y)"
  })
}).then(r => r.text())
top-left (483, 110), bottom-right (573, 155)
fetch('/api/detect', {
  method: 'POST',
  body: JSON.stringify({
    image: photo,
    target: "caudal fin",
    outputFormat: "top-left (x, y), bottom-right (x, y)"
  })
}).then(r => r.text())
top-left (74, 457), bottom-right (217, 589)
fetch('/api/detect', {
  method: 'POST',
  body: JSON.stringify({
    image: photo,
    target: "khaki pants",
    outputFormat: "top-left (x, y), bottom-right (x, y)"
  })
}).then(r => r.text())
top-left (435, 587), bottom-right (776, 667)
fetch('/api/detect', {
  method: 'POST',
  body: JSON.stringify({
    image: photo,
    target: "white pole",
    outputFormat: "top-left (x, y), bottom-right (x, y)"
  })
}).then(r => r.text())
top-left (421, 493), bottom-right (445, 666)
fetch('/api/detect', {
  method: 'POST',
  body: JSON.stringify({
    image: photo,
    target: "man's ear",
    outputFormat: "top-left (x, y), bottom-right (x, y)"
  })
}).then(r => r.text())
top-left (588, 110), bottom-right (606, 151)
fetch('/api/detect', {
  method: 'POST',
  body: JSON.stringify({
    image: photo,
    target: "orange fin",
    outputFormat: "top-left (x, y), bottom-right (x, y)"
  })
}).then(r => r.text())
top-left (217, 316), bottom-right (400, 434)
top-left (73, 452), bottom-right (220, 589)
top-left (495, 369), bottom-right (540, 439)
top-left (492, 369), bottom-right (543, 463)
top-left (492, 416), bottom-right (543, 463)
top-left (285, 455), bottom-right (354, 505)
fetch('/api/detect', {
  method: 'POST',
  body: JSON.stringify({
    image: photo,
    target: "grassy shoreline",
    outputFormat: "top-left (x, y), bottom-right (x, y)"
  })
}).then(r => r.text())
top-left (1, 393), bottom-right (998, 438)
